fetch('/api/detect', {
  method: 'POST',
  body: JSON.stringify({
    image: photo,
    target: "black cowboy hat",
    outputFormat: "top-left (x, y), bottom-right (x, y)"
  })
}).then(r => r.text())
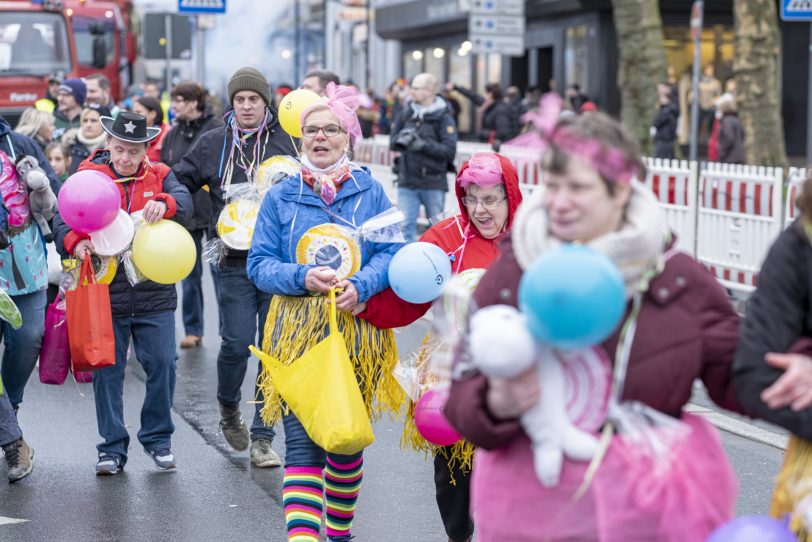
top-left (100, 111), bottom-right (161, 144)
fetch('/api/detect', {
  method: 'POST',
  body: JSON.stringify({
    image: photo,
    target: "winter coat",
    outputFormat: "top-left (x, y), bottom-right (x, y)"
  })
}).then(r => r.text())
top-left (652, 103), bottom-right (679, 144)
top-left (718, 112), bottom-right (745, 164)
top-left (453, 86), bottom-right (513, 146)
top-left (390, 98), bottom-right (457, 191)
top-left (446, 237), bottom-right (744, 449)
top-left (53, 149), bottom-right (192, 317)
top-left (733, 220), bottom-right (812, 440)
top-left (358, 153), bottom-right (522, 328)
top-left (247, 167), bottom-right (401, 304)
top-left (160, 111), bottom-right (224, 231)
top-left (172, 108), bottom-right (296, 264)
top-left (444, 235), bottom-right (743, 539)
top-left (53, 109), bottom-right (81, 138)
top-left (0, 116), bottom-right (62, 295)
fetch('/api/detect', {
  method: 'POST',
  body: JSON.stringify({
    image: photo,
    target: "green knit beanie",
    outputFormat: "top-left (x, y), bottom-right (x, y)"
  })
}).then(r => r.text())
top-left (228, 66), bottom-right (271, 107)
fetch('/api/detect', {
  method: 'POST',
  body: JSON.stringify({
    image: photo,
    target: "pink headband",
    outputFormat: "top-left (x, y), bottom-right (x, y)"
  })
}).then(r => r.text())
top-left (458, 152), bottom-right (504, 189)
top-left (301, 82), bottom-right (362, 144)
top-left (522, 93), bottom-right (638, 184)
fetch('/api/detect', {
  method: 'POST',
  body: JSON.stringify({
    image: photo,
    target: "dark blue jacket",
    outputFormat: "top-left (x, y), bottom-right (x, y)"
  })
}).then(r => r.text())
top-left (390, 98), bottom-right (457, 191)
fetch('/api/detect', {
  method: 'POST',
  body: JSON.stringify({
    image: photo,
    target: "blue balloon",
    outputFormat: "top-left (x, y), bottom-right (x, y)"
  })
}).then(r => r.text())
top-left (389, 242), bottom-right (452, 304)
top-left (518, 244), bottom-right (625, 349)
top-left (707, 516), bottom-right (796, 542)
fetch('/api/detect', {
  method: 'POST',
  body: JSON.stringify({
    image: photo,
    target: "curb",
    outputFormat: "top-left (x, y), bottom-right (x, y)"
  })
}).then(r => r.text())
top-left (685, 403), bottom-right (788, 450)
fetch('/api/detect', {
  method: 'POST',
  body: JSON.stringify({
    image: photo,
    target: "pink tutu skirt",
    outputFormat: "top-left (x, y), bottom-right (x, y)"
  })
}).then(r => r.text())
top-left (471, 413), bottom-right (737, 542)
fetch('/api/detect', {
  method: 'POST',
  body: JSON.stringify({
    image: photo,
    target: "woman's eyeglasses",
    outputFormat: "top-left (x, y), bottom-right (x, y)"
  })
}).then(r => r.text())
top-left (461, 196), bottom-right (507, 210)
top-left (302, 124), bottom-right (344, 138)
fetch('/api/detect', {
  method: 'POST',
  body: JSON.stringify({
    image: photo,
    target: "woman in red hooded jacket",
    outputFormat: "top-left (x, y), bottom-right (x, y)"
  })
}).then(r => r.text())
top-left (354, 152), bottom-right (523, 542)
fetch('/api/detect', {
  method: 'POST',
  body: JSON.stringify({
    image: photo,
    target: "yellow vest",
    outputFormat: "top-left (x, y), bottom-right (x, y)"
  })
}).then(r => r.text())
top-left (35, 99), bottom-right (55, 113)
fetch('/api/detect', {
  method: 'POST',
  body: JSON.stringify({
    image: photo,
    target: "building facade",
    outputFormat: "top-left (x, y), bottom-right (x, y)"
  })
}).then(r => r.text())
top-left (372, 0), bottom-right (808, 155)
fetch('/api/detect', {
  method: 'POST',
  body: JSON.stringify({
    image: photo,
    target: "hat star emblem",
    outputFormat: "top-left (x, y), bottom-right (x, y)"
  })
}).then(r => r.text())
top-left (123, 121), bottom-right (136, 134)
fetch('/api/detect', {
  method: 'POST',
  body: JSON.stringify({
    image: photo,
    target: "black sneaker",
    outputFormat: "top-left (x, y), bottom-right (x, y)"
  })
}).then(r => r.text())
top-left (145, 448), bottom-right (176, 470)
top-left (95, 454), bottom-right (123, 476)
top-left (218, 402), bottom-right (249, 451)
top-left (2, 438), bottom-right (33, 483)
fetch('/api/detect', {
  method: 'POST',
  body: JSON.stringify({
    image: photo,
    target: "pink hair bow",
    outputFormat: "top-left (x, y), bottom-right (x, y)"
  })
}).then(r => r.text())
top-left (324, 82), bottom-right (363, 144)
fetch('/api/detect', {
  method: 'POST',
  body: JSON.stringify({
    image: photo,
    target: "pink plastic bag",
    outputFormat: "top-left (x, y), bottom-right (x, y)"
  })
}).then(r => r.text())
top-left (39, 293), bottom-right (70, 385)
top-left (73, 369), bottom-right (93, 383)
top-left (471, 414), bottom-right (736, 542)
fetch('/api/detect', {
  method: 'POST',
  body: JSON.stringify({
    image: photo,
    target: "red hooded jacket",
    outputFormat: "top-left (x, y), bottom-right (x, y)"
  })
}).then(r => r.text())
top-left (358, 153), bottom-right (523, 328)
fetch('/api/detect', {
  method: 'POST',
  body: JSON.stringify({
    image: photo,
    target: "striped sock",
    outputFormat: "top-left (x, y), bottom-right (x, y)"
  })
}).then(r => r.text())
top-left (324, 455), bottom-right (364, 538)
top-left (283, 466), bottom-right (324, 542)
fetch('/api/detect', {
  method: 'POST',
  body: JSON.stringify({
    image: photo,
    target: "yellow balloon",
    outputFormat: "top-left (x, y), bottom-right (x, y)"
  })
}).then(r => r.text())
top-left (132, 220), bottom-right (196, 284)
top-left (278, 89), bottom-right (321, 138)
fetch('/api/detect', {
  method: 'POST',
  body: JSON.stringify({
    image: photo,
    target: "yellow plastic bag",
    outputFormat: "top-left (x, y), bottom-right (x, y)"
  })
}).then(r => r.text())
top-left (249, 289), bottom-right (375, 455)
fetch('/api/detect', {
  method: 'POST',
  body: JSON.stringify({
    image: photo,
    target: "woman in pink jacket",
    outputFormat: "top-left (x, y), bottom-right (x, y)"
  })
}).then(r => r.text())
top-left (445, 100), bottom-right (744, 541)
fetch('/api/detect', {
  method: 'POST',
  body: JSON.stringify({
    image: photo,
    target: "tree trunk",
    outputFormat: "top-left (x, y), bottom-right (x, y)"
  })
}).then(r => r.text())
top-left (611, 0), bottom-right (668, 155)
top-left (733, 0), bottom-right (787, 167)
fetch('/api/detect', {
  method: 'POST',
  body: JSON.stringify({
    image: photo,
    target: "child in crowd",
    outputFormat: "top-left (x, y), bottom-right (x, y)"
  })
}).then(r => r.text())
top-left (45, 142), bottom-right (70, 182)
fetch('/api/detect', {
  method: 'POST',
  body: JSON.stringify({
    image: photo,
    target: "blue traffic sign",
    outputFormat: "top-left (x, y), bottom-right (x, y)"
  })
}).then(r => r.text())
top-left (782, 0), bottom-right (812, 21)
top-left (178, 0), bottom-right (226, 15)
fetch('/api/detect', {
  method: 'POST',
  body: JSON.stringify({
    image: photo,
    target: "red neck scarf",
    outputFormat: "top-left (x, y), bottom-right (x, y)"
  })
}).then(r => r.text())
top-left (301, 164), bottom-right (352, 205)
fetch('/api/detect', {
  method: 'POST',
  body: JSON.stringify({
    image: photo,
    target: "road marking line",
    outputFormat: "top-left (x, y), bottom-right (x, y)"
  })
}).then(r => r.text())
top-left (0, 516), bottom-right (29, 526)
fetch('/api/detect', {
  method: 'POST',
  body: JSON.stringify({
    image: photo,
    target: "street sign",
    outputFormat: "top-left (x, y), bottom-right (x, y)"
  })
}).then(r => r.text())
top-left (178, 0), bottom-right (226, 15)
top-left (469, 34), bottom-right (524, 56)
top-left (469, 14), bottom-right (524, 35)
top-left (782, 0), bottom-right (812, 21)
top-left (469, 0), bottom-right (524, 16)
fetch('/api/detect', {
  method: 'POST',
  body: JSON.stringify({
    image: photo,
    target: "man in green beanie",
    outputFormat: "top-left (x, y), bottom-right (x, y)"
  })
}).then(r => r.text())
top-left (173, 66), bottom-right (295, 468)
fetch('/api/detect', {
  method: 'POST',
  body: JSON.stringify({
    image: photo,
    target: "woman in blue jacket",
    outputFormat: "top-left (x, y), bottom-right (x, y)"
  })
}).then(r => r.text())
top-left (247, 84), bottom-right (403, 542)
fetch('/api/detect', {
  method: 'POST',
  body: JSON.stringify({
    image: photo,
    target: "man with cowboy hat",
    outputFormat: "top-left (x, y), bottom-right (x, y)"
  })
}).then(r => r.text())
top-left (172, 66), bottom-right (295, 469)
top-left (53, 111), bottom-right (193, 475)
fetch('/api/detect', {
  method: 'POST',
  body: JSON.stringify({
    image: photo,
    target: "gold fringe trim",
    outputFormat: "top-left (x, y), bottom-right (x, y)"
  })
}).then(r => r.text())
top-left (398, 333), bottom-right (475, 483)
top-left (771, 435), bottom-right (812, 541)
top-left (257, 295), bottom-right (405, 426)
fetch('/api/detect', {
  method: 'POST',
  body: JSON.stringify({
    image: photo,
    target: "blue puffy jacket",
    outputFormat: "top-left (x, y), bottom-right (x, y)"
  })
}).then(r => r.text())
top-left (247, 167), bottom-right (401, 303)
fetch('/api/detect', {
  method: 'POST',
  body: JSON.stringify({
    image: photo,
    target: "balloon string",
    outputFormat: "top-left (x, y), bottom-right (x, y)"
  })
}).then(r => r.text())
top-left (289, 134), bottom-right (301, 159)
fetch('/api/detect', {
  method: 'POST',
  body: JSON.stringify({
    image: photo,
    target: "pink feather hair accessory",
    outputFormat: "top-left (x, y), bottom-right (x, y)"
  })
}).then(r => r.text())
top-left (300, 82), bottom-right (363, 144)
top-left (516, 92), bottom-right (638, 184)
top-left (458, 152), bottom-right (504, 189)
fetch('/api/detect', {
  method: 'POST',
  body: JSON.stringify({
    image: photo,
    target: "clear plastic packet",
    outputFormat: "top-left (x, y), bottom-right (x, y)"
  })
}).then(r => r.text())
top-left (257, 155), bottom-right (301, 196)
top-left (433, 269), bottom-right (485, 378)
top-left (357, 208), bottom-right (406, 244)
top-left (224, 182), bottom-right (261, 203)
top-left (121, 249), bottom-right (146, 286)
top-left (393, 333), bottom-right (444, 403)
top-left (202, 237), bottom-right (227, 266)
top-left (608, 400), bottom-right (690, 462)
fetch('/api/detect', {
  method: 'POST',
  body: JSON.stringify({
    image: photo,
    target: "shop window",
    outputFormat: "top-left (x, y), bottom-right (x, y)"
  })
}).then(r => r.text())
top-left (450, 41), bottom-right (473, 133)
top-left (565, 25), bottom-right (589, 92)
top-left (403, 49), bottom-right (423, 81)
top-left (662, 25), bottom-right (735, 144)
top-left (425, 46), bottom-right (444, 81)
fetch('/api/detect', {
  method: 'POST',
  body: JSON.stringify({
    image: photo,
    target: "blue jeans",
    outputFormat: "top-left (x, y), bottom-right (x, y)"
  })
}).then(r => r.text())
top-left (282, 411), bottom-right (363, 468)
top-left (181, 229), bottom-right (220, 337)
top-left (398, 187), bottom-right (446, 243)
top-left (94, 311), bottom-right (176, 463)
top-left (0, 289), bottom-right (47, 409)
top-left (216, 264), bottom-right (275, 441)
top-left (0, 392), bottom-right (22, 447)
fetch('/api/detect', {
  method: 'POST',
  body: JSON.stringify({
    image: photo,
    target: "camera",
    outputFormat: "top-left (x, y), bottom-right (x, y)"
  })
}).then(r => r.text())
top-left (393, 127), bottom-right (419, 151)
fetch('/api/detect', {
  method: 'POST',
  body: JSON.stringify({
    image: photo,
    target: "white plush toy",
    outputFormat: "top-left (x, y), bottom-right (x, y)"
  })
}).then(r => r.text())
top-left (468, 304), bottom-right (600, 487)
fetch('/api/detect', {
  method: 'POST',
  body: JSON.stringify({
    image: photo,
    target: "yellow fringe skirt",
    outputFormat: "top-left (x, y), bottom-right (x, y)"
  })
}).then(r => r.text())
top-left (400, 333), bottom-right (475, 481)
top-left (771, 435), bottom-right (812, 540)
top-left (257, 295), bottom-right (405, 427)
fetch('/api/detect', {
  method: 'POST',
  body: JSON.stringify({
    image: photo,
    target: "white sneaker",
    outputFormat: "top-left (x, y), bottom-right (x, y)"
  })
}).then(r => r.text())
top-left (250, 439), bottom-right (281, 468)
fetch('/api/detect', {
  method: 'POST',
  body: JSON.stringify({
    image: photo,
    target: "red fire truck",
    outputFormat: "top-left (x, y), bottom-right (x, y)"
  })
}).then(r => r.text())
top-left (0, 0), bottom-right (80, 126)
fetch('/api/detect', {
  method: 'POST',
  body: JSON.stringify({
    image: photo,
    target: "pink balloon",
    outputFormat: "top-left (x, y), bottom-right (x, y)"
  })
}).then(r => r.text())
top-left (57, 170), bottom-right (121, 234)
top-left (414, 388), bottom-right (461, 446)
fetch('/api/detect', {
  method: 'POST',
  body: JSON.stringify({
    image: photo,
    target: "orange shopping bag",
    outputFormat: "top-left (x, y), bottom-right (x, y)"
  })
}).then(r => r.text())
top-left (66, 257), bottom-right (115, 372)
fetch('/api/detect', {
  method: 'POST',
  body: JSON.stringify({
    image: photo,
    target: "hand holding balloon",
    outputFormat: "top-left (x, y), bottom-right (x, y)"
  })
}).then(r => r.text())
top-left (142, 200), bottom-right (167, 224)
